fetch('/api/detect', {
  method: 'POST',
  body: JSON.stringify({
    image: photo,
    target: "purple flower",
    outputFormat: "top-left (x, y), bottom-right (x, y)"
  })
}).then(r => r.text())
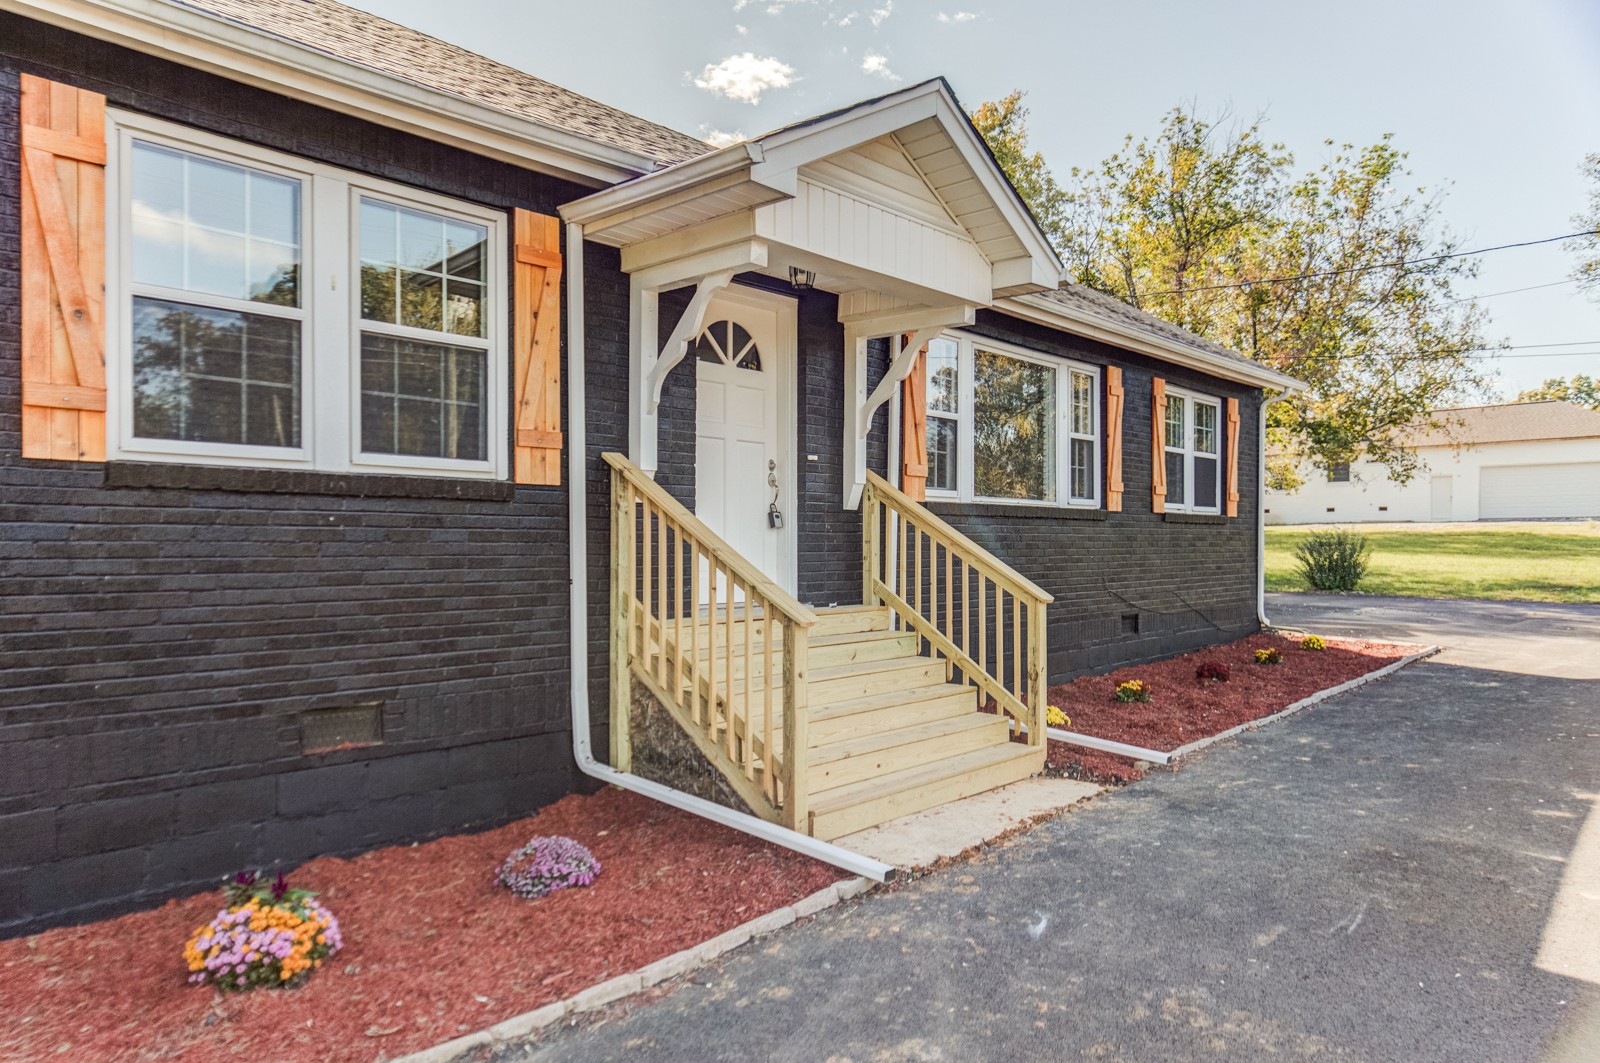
top-left (494, 836), bottom-right (601, 900)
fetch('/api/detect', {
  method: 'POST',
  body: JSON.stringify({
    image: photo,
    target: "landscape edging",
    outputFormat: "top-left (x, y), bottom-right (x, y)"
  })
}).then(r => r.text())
top-left (390, 876), bottom-right (874, 1063)
top-left (1047, 644), bottom-right (1440, 765)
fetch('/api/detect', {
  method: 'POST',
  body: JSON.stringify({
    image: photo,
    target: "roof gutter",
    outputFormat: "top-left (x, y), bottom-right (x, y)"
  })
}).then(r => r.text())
top-left (559, 142), bottom-right (765, 226)
top-left (998, 292), bottom-right (1307, 394)
top-left (4, 0), bottom-right (661, 186)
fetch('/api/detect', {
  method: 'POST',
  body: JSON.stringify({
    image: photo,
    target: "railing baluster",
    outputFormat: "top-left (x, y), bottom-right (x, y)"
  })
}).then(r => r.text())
top-left (706, 558), bottom-right (718, 743)
top-left (656, 506), bottom-right (668, 690)
top-left (725, 567), bottom-right (737, 763)
top-left (763, 597), bottom-right (776, 803)
top-left (1011, 592), bottom-right (1022, 709)
top-left (913, 520), bottom-right (923, 618)
top-left (672, 519), bottom-right (683, 703)
top-left (743, 586), bottom-right (755, 779)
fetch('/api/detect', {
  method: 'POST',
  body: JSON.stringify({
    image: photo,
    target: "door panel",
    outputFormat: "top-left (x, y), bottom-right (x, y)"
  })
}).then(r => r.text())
top-left (1480, 463), bottom-right (1600, 519)
top-left (693, 290), bottom-right (791, 592)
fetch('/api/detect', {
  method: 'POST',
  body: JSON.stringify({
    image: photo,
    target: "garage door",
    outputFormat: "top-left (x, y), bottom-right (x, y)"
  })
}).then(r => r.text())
top-left (1479, 463), bottom-right (1600, 519)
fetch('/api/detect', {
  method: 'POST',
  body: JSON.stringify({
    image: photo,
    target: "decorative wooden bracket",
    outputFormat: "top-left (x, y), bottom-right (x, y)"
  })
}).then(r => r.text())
top-left (859, 327), bottom-right (940, 437)
top-left (644, 269), bottom-right (734, 414)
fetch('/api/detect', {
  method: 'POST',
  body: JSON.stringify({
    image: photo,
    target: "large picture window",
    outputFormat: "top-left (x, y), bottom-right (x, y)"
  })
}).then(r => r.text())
top-left (915, 333), bottom-right (1099, 507)
top-left (1163, 386), bottom-right (1222, 513)
top-left (111, 113), bottom-right (506, 478)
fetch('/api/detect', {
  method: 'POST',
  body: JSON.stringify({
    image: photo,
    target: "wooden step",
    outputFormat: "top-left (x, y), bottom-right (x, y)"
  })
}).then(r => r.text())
top-left (807, 713), bottom-right (1009, 793)
top-left (687, 627), bottom-right (916, 669)
top-left (807, 656), bottom-right (947, 703)
top-left (807, 684), bottom-right (978, 744)
top-left (811, 605), bottom-right (893, 636)
top-left (808, 743), bottom-right (1043, 842)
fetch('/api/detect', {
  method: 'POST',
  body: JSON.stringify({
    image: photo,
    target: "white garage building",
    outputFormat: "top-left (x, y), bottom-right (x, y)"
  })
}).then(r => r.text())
top-left (1266, 401), bottom-right (1600, 524)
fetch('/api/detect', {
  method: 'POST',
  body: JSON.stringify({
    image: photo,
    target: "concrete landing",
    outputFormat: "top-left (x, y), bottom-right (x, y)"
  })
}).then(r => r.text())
top-left (833, 775), bottom-right (1102, 869)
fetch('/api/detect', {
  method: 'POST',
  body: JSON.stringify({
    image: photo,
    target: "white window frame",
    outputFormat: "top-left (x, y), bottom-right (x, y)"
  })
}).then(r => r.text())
top-left (920, 331), bottom-right (1100, 509)
top-left (1162, 385), bottom-right (1223, 514)
top-left (105, 110), bottom-right (508, 480)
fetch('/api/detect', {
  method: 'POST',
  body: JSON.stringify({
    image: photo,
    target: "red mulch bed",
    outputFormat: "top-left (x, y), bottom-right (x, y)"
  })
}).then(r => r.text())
top-left (1048, 632), bottom-right (1419, 758)
top-left (1, 788), bottom-right (845, 1063)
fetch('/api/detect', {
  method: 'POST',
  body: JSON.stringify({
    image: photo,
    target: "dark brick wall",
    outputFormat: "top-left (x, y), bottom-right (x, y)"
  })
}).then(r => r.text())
top-left (0, 17), bottom-right (612, 934)
top-left (769, 303), bottom-right (1263, 678)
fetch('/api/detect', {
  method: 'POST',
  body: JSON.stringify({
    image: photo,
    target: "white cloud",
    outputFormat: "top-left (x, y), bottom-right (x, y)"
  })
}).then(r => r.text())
top-left (870, 0), bottom-right (892, 25)
top-left (861, 53), bottom-right (900, 81)
top-left (937, 10), bottom-right (977, 22)
top-left (736, 23), bottom-right (748, 33)
top-left (693, 53), bottom-right (798, 104)
top-left (701, 127), bottom-right (749, 148)
top-left (832, 11), bottom-right (857, 25)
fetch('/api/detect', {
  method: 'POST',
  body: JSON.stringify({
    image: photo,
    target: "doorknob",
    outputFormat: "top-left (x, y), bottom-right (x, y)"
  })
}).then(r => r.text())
top-left (767, 459), bottom-right (783, 529)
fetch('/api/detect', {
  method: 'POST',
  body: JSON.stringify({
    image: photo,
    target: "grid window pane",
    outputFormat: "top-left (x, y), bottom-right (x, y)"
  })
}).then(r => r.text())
top-left (1070, 437), bottom-right (1094, 501)
top-left (926, 338), bottom-right (959, 415)
top-left (1070, 371), bottom-right (1094, 435)
top-left (1194, 401), bottom-right (1218, 454)
top-left (1194, 455), bottom-right (1219, 509)
top-left (360, 334), bottom-right (486, 460)
top-left (359, 199), bottom-right (488, 339)
top-left (131, 296), bottom-right (300, 447)
top-left (927, 416), bottom-right (958, 492)
top-left (974, 349), bottom-right (1053, 501)
top-left (130, 142), bottom-right (300, 306)
top-left (1165, 394), bottom-right (1185, 446)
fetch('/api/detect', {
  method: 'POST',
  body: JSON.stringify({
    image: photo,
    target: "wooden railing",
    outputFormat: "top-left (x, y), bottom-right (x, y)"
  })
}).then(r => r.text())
top-left (606, 452), bottom-right (816, 830)
top-left (861, 470), bottom-right (1054, 746)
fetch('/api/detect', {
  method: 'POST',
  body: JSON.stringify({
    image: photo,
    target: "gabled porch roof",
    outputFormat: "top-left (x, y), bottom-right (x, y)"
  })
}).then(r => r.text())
top-left (560, 78), bottom-right (1064, 304)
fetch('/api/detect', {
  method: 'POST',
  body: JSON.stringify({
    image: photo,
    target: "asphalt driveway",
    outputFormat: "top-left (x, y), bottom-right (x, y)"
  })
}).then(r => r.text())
top-left (512, 595), bottom-right (1600, 1062)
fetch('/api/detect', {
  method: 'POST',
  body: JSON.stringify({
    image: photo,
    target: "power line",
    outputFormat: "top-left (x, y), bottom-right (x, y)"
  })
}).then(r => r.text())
top-left (1142, 230), bottom-right (1597, 297)
top-left (1448, 278), bottom-right (1578, 303)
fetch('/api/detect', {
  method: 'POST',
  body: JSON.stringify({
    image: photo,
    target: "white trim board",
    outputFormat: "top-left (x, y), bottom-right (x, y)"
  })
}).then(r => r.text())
top-left (1046, 644), bottom-right (1440, 766)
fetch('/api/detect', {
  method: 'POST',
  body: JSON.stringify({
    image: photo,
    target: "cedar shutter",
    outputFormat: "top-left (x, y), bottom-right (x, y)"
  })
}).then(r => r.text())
top-left (1150, 376), bottom-right (1167, 514)
top-left (899, 335), bottom-right (929, 502)
top-left (1104, 366), bottom-right (1125, 512)
top-left (20, 74), bottom-right (107, 462)
top-left (1225, 397), bottom-right (1241, 517)
top-left (513, 209), bottom-right (563, 485)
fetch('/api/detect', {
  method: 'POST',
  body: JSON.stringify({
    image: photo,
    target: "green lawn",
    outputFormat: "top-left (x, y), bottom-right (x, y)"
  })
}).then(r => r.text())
top-left (1265, 524), bottom-right (1600, 604)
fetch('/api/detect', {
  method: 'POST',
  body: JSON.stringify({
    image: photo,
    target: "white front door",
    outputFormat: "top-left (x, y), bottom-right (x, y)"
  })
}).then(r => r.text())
top-left (693, 288), bottom-right (794, 592)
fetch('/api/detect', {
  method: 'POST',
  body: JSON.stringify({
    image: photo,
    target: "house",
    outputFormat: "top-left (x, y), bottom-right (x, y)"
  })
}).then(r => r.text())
top-left (1266, 401), bottom-right (1600, 524)
top-left (0, 0), bottom-right (1303, 934)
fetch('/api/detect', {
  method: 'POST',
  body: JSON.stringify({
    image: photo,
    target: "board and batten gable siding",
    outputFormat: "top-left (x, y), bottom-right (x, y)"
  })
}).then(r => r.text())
top-left (0, 16), bottom-right (613, 935)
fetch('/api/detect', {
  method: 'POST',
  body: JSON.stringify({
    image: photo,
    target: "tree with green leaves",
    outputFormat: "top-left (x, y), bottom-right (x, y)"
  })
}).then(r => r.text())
top-left (1515, 374), bottom-right (1600, 410)
top-left (972, 99), bottom-right (1495, 488)
top-left (970, 92), bottom-right (1069, 251)
top-left (1572, 153), bottom-right (1600, 300)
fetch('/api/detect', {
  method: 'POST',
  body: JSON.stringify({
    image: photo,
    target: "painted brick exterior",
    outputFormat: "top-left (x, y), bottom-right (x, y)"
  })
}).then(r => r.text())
top-left (0, 17), bottom-right (601, 934)
top-left (2, 13), bottom-right (1266, 936)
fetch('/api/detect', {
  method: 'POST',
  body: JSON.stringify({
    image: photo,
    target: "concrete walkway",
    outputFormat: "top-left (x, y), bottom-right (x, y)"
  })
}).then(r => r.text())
top-left (513, 595), bottom-right (1600, 1062)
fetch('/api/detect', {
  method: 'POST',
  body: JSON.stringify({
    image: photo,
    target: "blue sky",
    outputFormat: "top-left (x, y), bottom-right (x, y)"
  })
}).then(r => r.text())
top-left (352, 0), bottom-right (1600, 398)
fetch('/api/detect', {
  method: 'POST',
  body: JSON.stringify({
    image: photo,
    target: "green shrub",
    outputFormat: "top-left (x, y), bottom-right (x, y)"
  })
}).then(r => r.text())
top-left (1294, 529), bottom-right (1371, 592)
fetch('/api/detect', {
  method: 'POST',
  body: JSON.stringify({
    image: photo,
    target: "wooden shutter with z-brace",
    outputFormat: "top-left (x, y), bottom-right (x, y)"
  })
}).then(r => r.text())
top-left (1225, 397), bottom-right (1241, 517)
top-left (20, 74), bottom-right (106, 462)
top-left (513, 209), bottom-right (563, 485)
top-left (1150, 376), bottom-right (1167, 514)
top-left (1104, 366), bottom-right (1125, 512)
top-left (899, 335), bottom-right (929, 502)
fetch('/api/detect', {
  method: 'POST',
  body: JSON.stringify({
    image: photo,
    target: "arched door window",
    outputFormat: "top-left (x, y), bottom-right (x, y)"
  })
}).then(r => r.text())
top-left (691, 319), bottom-right (762, 371)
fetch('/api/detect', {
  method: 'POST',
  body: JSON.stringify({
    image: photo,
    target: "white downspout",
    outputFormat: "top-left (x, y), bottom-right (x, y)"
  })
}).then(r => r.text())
top-left (562, 221), bottom-right (894, 883)
top-left (1257, 390), bottom-right (1294, 628)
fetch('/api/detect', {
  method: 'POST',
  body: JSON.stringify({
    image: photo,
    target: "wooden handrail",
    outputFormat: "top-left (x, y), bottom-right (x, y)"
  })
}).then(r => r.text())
top-left (863, 471), bottom-right (1052, 748)
top-left (863, 471), bottom-right (1054, 605)
top-left (607, 450), bottom-right (812, 831)
top-left (605, 452), bottom-right (817, 628)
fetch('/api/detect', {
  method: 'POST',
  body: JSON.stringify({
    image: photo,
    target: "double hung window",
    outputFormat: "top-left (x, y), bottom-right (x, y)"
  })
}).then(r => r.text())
top-left (113, 113), bottom-right (506, 478)
top-left (1162, 387), bottom-right (1222, 513)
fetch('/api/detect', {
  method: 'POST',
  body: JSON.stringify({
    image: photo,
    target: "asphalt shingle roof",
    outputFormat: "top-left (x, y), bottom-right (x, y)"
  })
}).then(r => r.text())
top-left (174, 0), bottom-right (711, 167)
top-left (1031, 284), bottom-right (1281, 378)
top-left (1410, 401), bottom-right (1600, 447)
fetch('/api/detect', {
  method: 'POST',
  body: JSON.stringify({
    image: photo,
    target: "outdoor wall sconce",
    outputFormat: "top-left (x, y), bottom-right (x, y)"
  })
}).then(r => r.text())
top-left (789, 266), bottom-right (816, 290)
